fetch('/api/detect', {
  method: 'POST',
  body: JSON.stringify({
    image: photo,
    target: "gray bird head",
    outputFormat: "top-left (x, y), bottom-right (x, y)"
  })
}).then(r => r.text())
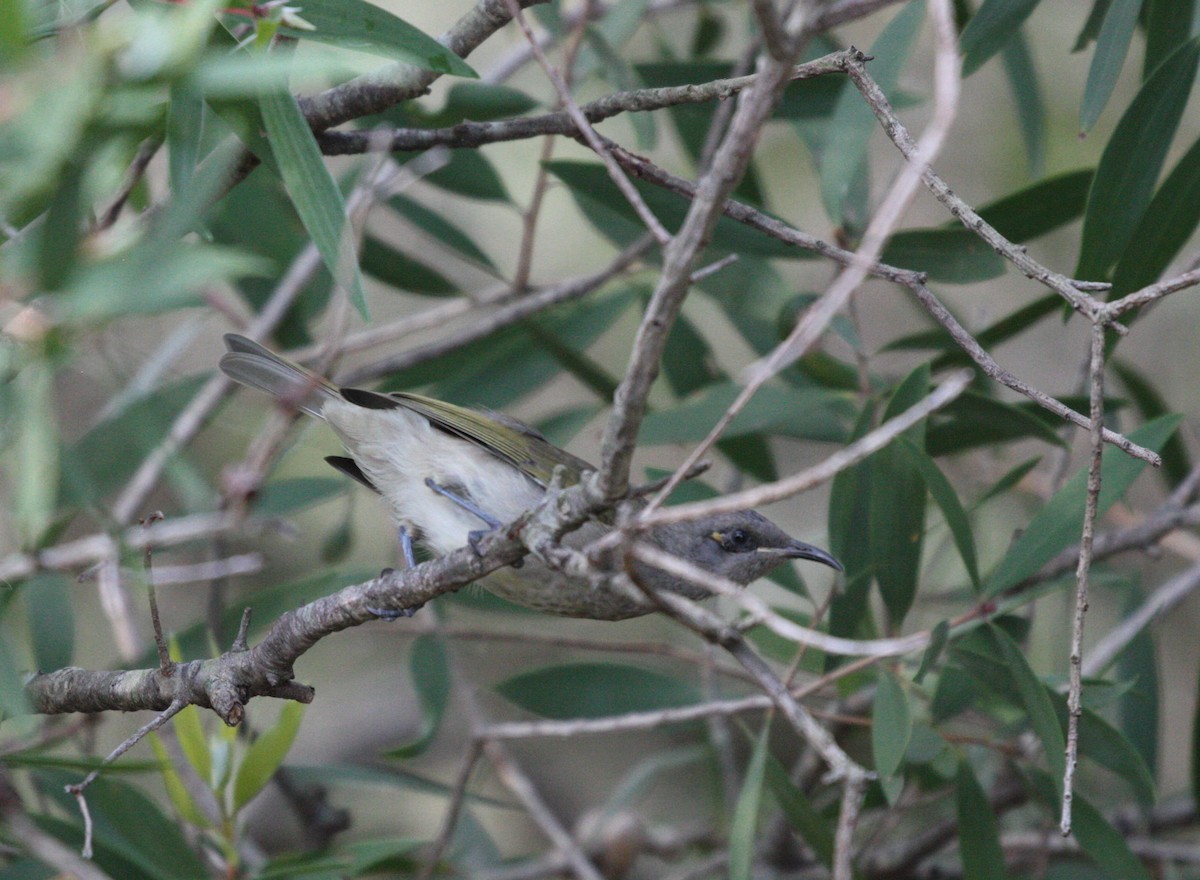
top-left (637, 509), bottom-right (843, 600)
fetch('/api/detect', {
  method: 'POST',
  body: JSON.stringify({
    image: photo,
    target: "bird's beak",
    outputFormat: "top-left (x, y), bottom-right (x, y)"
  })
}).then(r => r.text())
top-left (762, 540), bottom-right (844, 573)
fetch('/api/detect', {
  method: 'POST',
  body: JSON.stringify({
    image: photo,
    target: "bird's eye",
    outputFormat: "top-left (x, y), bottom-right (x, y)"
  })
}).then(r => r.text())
top-left (724, 528), bottom-right (755, 553)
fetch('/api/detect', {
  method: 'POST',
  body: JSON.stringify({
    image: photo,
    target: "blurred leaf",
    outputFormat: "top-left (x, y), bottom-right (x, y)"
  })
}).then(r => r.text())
top-left (13, 355), bottom-right (58, 544)
top-left (385, 635), bottom-right (450, 759)
top-left (149, 735), bottom-right (211, 829)
top-left (496, 663), bottom-right (701, 719)
top-left (984, 415), bottom-right (1181, 596)
top-left (34, 770), bottom-right (209, 879)
top-left (1080, 0), bottom-right (1143, 133)
top-left (638, 382), bottom-right (853, 445)
top-left (36, 156), bottom-right (84, 290)
top-left (1111, 132), bottom-right (1200, 296)
top-left (585, 26), bottom-right (656, 149)
top-left (172, 704), bottom-right (212, 787)
top-left (986, 624), bottom-right (1066, 791)
top-left (545, 160), bottom-right (810, 259)
top-left (0, 636), bottom-right (31, 720)
top-left (662, 312), bottom-right (723, 396)
top-left (1073, 0), bottom-right (1112, 51)
top-left (387, 193), bottom-right (498, 273)
top-left (1111, 360), bottom-right (1190, 486)
top-left (872, 670), bottom-right (912, 782)
top-left (253, 477), bottom-right (345, 518)
top-left (279, 0), bottom-right (476, 76)
top-left (286, 763), bottom-right (512, 807)
top-left (900, 440), bottom-right (979, 587)
top-left (881, 227), bottom-right (1006, 283)
top-left (870, 366), bottom-right (930, 626)
top-left (1069, 793), bottom-right (1153, 880)
top-left (360, 235), bottom-right (456, 295)
top-left (1143, 0), bottom-right (1197, 78)
top-left (765, 755), bottom-right (835, 866)
top-left (419, 82), bottom-right (538, 126)
top-left (828, 406), bottom-right (876, 638)
top-left (821, 1), bottom-right (925, 222)
top-left (914, 620), bottom-right (950, 684)
top-left (1000, 28), bottom-right (1045, 175)
top-left (166, 84), bottom-right (204, 195)
top-left (1115, 588), bottom-right (1158, 782)
top-left (955, 761), bottom-right (1010, 880)
top-left (980, 170), bottom-right (1094, 241)
top-left (961, 0), bottom-right (1041, 76)
top-left (422, 149), bottom-right (510, 202)
top-left (931, 665), bottom-right (976, 722)
top-left (977, 456), bottom-right (1041, 504)
top-left (729, 723), bottom-right (770, 880)
top-left (260, 86), bottom-right (369, 319)
top-left (61, 375), bottom-right (206, 507)
top-left (926, 390), bottom-right (1066, 456)
top-left (233, 701), bottom-right (306, 810)
top-left (1040, 694), bottom-right (1156, 805)
top-left (1077, 37), bottom-right (1200, 278)
top-left (23, 573), bottom-right (73, 671)
top-left (691, 7), bottom-right (723, 56)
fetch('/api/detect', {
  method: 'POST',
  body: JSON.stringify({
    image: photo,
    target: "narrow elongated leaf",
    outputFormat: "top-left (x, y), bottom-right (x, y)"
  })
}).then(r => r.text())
top-left (821, 1), bottom-right (925, 222)
top-left (1000, 28), bottom-right (1045, 175)
top-left (961, 0), bottom-right (1041, 76)
top-left (253, 477), bottom-right (345, 518)
top-left (870, 366), bottom-right (930, 626)
top-left (900, 439), bottom-right (979, 587)
top-left (984, 415), bottom-right (1181, 596)
top-left (386, 635), bottom-right (450, 759)
top-left (872, 670), bottom-right (912, 780)
top-left (1111, 132), bottom-right (1200, 296)
top-left (233, 701), bottom-right (306, 810)
top-left (955, 761), bottom-right (1009, 880)
top-left (880, 227), bottom-right (1005, 283)
top-left (1143, 0), bottom-right (1198, 77)
top-left (926, 390), bottom-right (1066, 455)
top-left (828, 406), bottom-right (876, 638)
top-left (985, 624), bottom-right (1066, 790)
top-left (360, 235), bottom-right (455, 295)
top-left (259, 88), bottom-right (369, 319)
top-left (1112, 360), bottom-right (1191, 486)
top-left (1048, 696), bottom-right (1156, 805)
top-left (1080, 0), bottom-right (1144, 133)
top-left (1116, 587), bottom-right (1159, 781)
top-left (1070, 793), bottom-right (1153, 880)
top-left (387, 192), bottom-right (498, 272)
top-left (765, 755), bottom-right (834, 866)
top-left (23, 573), bottom-right (73, 672)
top-left (172, 704), bottom-right (212, 786)
top-left (1077, 37), bottom-right (1200, 278)
top-left (14, 356), bottom-right (58, 544)
top-left (150, 735), bottom-right (212, 829)
top-left (730, 725), bottom-right (771, 880)
top-left (496, 663), bottom-right (701, 719)
top-left (279, 0), bottom-right (476, 76)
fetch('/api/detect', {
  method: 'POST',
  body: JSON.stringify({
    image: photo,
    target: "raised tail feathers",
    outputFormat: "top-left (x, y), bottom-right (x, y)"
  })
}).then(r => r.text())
top-left (219, 334), bottom-right (340, 419)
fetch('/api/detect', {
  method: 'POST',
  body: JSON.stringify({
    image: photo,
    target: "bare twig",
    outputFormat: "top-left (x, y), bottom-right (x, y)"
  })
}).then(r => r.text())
top-left (140, 512), bottom-right (172, 674)
top-left (1060, 319), bottom-right (1107, 835)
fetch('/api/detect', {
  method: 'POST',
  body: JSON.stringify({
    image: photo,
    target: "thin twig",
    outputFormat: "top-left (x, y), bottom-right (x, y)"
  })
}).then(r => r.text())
top-left (1060, 319), bottom-right (1107, 836)
top-left (140, 512), bottom-right (172, 674)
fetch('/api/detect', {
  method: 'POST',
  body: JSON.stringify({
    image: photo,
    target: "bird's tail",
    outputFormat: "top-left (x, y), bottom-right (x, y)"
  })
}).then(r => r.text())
top-left (219, 334), bottom-right (340, 419)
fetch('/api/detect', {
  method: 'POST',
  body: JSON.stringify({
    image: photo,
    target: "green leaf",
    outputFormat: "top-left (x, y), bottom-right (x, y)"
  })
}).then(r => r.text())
top-left (13, 355), bottom-right (58, 544)
top-left (880, 227), bottom-right (1006, 283)
top-left (253, 477), bottom-right (345, 518)
top-left (985, 624), bottom-right (1066, 790)
top-left (1048, 696), bottom-right (1156, 805)
top-left (279, 0), bottom-right (476, 76)
top-left (1111, 132), bottom-right (1200, 296)
top-left (900, 440), bottom-right (979, 587)
top-left (172, 704), bottom-right (212, 787)
top-left (259, 87), bottom-right (369, 319)
top-left (1143, 0), bottom-right (1197, 78)
top-left (662, 312), bottom-right (723, 396)
top-left (23, 573), bottom-right (73, 671)
top-left (638, 382), bottom-right (853, 445)
top-left (1000, 28), bottom-right (1045, 175)
top-left (422, 149), bottom-right (510, 202)
top-left (978, 456), bottom-right (1042, 504)
top-left (729, 724), bottom-right (771, 880)
top-left (828, 406), bottom-right (876, 637)
top-left (764, 755), bottom-right (835, 866)
top-left (821, 0), bottom-right (925, 222)
top-left (1077, 37), bottom-right (1200, 278)
top-left (387, 192), bottom-right (498, 273)
top-left (983, 415), bottom-right (1181, 596)
top-left (979, 170), bottom-right (1094, 241)
top-left (1115, 587), bottom-right (1158, 782)
top-left (360, 235), bottom-right (456, 295)
top-left (150, 735), bottom-right (212, 829)
top-left (1070, 793), bottom-right (1153, 880)
top-left (926, 390), bottom-right (1066, 456)
top-left (870, 366), bottom-right (930, 626)
top-left (960, 0), bottom-right (1041, 77)
top-left (422, 82), bottom-right (538, 125)
top-left (496, 663), bottom-right (701, 719)
top-left (872, 670), bottom-right (912, 781)
top-left (955, 761), bottom-right (1009, 880)
top-left (233, 701), bottom-right (306, 810)
top-left (914, 620), bottom-right (949, 684)
top-left (385, 635), bottom-right (450, 759)
top-left (1111, 360), bottom-right (1191, 486)
top-left (1079, 0), bottom-right (1144, 133)
top-left (545, 159), bottom-right (811, 259)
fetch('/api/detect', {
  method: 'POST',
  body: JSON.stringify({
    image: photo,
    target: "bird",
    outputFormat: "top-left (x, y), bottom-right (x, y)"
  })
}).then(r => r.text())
top-left (219, 334), bottom-right (842, 620)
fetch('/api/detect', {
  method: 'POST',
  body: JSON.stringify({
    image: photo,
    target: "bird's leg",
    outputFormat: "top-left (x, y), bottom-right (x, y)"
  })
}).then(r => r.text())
top-left (424, 478), bottom-right (523, 567)
top-left (370, 525), bottom-right (423, 620)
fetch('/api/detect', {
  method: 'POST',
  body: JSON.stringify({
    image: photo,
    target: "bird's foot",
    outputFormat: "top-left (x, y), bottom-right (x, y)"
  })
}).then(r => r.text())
top-left (425, 478), bottom-right (521, 564)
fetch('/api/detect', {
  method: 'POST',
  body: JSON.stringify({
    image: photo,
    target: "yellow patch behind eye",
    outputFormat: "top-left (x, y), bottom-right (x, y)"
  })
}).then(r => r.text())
top-left (709, 531), bottom-right (725, 543)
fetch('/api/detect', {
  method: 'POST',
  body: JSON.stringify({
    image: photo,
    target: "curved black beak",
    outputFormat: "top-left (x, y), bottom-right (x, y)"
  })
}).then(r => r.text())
top-left (776, 540), bottom-right (844, 573)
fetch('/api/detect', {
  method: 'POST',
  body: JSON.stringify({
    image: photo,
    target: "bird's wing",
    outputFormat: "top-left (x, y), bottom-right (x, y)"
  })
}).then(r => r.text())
top-left (338, 387), bottom-right (592, 488)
